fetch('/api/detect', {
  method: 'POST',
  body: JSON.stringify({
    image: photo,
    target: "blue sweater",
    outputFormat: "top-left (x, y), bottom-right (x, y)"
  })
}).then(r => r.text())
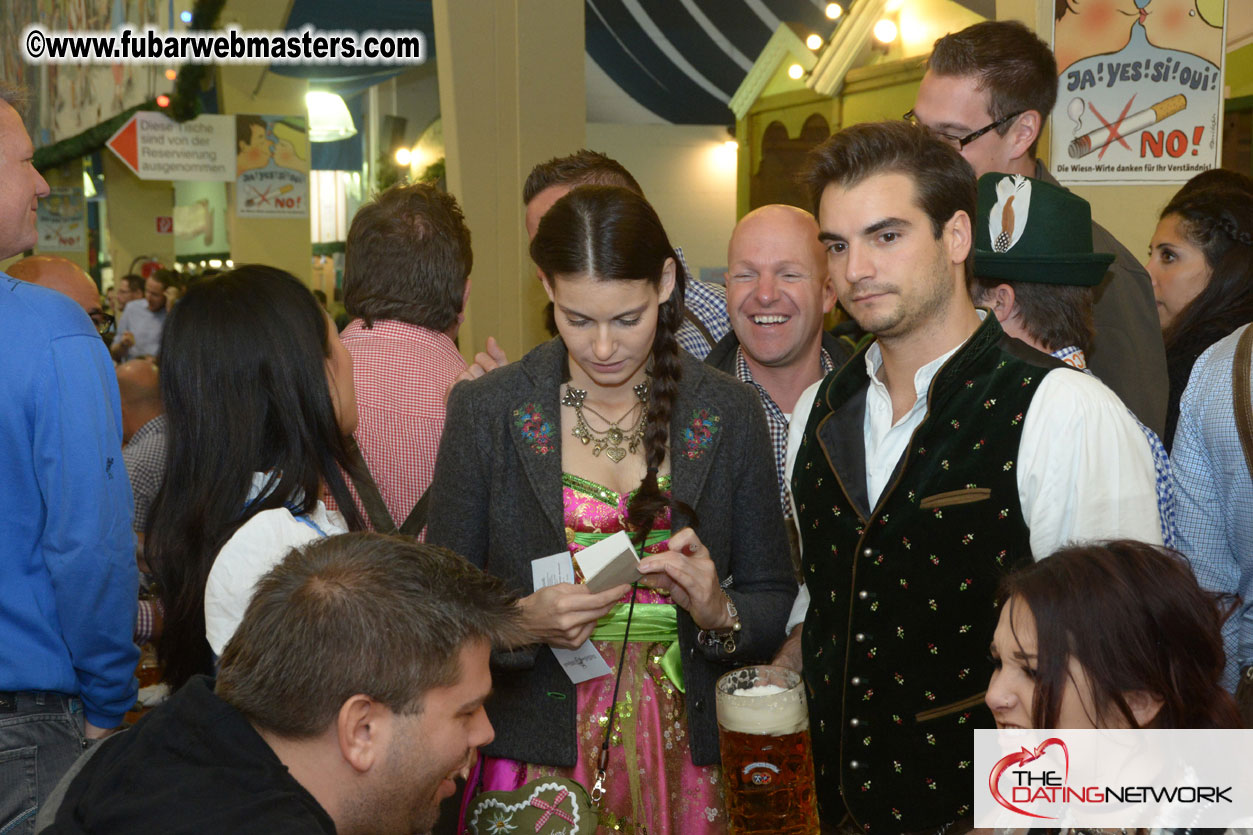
top-left (0, 276), bottom-right (138, 727)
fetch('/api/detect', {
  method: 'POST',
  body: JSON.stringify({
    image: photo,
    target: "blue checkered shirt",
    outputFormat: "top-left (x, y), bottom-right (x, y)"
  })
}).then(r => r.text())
top-left (736, 346), bottom-right (834, 517)
top-left (1171, 325), bottom-right (1253, 690)
top-left (1053, 347), bottom-right (1176, 549)
top-left (673, 247), bottom-right (730, 359)
top-left (122, 413), bottom-right (168, 534)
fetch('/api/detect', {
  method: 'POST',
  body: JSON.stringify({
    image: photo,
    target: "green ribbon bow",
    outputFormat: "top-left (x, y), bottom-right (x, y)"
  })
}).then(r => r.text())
top-left (591, 602), bottom-right (684, 693)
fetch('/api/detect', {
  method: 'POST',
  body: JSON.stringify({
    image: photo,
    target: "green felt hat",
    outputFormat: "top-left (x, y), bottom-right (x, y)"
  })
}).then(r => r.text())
top-left (972, 173), bottom-right (1114, 287)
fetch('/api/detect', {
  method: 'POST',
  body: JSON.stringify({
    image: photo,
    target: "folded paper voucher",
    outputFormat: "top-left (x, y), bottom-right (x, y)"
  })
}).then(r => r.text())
top-left (573, 530), bottom-right (642, 594)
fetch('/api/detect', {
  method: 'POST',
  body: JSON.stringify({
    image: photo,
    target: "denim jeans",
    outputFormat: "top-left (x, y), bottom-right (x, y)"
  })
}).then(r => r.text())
top-left (0, 693), bottom-right (87, 834)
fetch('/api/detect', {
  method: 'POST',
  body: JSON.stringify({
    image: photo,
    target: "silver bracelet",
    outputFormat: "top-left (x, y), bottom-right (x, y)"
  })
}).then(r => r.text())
top-left (697, 591), bottom-right (741, 653)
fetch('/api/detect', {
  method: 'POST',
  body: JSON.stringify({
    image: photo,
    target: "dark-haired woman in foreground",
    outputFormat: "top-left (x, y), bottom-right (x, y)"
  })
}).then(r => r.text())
top-left (147, 266), bottom-right (364, 690)
top-left (988, 540), bottom-right (1239, 729)
top-left (1148, 177), bottom-right (1253, 448)
top-left (427, 186), bottom-right (794, 833)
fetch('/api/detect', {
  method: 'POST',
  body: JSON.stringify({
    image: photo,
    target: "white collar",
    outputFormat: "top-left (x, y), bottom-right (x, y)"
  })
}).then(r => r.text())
top-left (862, 309), bottom-right (985, 399)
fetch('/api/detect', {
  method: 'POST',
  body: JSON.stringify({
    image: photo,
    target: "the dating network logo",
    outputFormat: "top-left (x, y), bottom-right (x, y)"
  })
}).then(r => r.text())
top-left (989, 737), bottom-right (1072, 819)
top-left (987, 733), bottom-right (1233, 820)
top-left (975, 729), bottom-right (1249, 828)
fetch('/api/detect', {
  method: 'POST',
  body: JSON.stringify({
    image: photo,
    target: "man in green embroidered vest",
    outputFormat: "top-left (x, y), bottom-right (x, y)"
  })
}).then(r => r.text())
top-left (774, 122), bottom-right (1160, 833)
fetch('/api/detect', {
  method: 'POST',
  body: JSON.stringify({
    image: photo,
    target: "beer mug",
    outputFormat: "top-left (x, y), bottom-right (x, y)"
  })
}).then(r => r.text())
top-left (716, 665), bottom-right (820, 835)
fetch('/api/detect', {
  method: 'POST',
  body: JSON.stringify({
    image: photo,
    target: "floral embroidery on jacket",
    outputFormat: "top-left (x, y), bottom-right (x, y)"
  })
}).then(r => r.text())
top-left (514, 403), bottom-right (555, 455)
top-left (682, 409), bottom-right (720, 459)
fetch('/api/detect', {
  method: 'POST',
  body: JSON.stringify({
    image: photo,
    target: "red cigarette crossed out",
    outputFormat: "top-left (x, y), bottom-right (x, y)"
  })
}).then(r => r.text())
top-left (1088, 94), bottom-right (1138, 160)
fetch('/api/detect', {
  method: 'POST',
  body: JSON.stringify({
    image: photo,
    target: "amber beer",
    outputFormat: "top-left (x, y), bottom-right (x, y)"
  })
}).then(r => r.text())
top-left (716, 666), bottom-right (820, 835)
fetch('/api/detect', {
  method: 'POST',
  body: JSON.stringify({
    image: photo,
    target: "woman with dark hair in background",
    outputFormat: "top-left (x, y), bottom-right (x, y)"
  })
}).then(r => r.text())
top-left (1148, 176), bottom-right (1253, 448)
top-left (427, 186), bottom-right (794, 833)
top-left (146, 265), bottom-right (364, 690)
top-left (988, 540), bottom-right (1239, 729)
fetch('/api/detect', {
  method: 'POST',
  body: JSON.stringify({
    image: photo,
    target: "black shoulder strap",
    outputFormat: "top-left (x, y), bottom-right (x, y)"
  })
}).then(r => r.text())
top-left (344, 437), bottom-right (397, 534)
top-left (683, 307), bottom-right (715, 350)
top-left (345, 436), bottom-right (431, 537)
top-left (398, 491), bottom-right (431, 538)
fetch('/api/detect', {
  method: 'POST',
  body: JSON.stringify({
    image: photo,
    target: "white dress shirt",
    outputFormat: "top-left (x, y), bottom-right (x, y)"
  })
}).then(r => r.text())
top-left (204, 473), bottom-right (347, 654)
top-left (785, 326), bottom-right (1161, 631)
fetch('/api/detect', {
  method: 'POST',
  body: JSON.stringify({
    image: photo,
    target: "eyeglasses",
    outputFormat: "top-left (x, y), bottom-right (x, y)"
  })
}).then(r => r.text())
top-left (903, 109), bottom-right (1025, 149)
top-left (89, 310), bottom-right (116, 336)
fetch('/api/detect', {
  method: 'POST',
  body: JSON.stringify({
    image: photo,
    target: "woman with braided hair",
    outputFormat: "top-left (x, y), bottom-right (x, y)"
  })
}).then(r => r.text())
top-left (427, 185), bottom-right (794, 833)
top-left (1148, 176), bottom-right (1253, 448)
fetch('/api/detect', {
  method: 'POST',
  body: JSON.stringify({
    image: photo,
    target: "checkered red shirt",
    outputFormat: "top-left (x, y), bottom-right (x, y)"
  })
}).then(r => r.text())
top-left (330, 320), bottom-right (466, 537)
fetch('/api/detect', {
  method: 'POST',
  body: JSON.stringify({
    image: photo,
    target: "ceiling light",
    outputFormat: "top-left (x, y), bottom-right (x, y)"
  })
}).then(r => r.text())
top-left (874, 19), bottom-right (899, 44)
top-left (394, 147), bottom-right (412, 166)
top-left (306, 91), bottom-right (358, 142)
top-left (787, 63), bottom-right (805, 80)
top-left (806, 34), bottom-right (823, 50)
top-left (825, 3), bottom-right (843, 19)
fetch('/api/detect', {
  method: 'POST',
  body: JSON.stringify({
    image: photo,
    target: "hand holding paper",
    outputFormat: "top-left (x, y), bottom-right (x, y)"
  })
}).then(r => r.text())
top-left (518, 582), bottom-right (628, 649)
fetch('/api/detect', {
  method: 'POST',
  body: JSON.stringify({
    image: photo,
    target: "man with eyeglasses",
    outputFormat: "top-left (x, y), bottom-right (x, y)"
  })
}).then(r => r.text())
top-left (8, 255), bottom-right (115, 341)
top-left (0, 81), bottom-right (138, 831)
top-left (908, 20), bottom-right (1168, 437)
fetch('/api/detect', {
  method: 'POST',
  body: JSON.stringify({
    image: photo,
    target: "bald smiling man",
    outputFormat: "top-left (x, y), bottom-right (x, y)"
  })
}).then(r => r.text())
top-left (706, 204), bottom-right (847, 526)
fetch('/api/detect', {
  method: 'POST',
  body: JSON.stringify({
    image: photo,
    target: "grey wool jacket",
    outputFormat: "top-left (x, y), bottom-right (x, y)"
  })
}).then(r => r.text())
top-left (426, 337), bottom-right (796, 767)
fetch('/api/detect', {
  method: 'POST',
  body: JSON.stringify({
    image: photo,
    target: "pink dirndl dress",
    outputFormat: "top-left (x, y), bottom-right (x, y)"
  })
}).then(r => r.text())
top-left (471, 473), bottom-right (727, 835)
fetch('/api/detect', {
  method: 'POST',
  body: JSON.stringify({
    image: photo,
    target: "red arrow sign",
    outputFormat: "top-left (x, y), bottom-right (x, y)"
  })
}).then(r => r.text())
top-left (106, 115), bottom-right (140, 176)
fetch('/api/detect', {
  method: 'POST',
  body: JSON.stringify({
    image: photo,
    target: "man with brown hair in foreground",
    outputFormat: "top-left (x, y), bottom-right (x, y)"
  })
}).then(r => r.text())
top-left (40, 533), bottom-right (523, 835)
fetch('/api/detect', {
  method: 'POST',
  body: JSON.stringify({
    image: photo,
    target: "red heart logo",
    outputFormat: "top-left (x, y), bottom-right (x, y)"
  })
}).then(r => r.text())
top-left (988, 737), bottom-right (1069, 820)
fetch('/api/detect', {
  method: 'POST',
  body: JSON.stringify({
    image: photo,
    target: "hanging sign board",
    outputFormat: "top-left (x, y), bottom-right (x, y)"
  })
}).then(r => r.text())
top-left (235, 115), bottom-right (310, 218)
top-left (1050, 0), bottom-right (1228, 185)
top-left (106, 112), bottom-right (236, 182)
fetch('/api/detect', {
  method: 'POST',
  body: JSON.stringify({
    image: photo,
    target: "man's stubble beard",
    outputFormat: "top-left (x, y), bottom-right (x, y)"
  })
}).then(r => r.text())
top-left (845, 252), bottom-right (957, 342)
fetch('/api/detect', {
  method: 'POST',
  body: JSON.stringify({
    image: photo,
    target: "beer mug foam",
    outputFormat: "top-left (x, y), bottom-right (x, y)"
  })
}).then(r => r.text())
top-left (717, 682), bottom-right (808, 736)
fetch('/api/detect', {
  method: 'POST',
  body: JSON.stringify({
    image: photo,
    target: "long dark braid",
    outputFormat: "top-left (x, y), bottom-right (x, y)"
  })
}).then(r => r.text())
top-left (626, 250), bottom-right (688, 549)
top-left (530, 185), bottom-right (694, 548)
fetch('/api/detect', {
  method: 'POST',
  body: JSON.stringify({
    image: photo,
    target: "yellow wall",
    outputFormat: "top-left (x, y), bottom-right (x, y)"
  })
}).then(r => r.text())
top-left (435, 0), bottom-right (586, 362)
top-left (841, 58), bottom-right (928, 127)
top-left (586, 123), bottom-right (738, 278)
top-left (1228, 43), bottom-right (1253, 100)
top-left (102, 151), bottom-right (175, 278)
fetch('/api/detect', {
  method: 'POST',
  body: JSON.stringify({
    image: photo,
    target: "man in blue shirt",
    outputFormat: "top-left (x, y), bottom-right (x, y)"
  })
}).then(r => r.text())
top-left (1173, 324), bottom-right (1253, 692)
top-left (111, 271), bottom-right (169, 362)
top-left (0, 81), bottom-right (138, 831)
